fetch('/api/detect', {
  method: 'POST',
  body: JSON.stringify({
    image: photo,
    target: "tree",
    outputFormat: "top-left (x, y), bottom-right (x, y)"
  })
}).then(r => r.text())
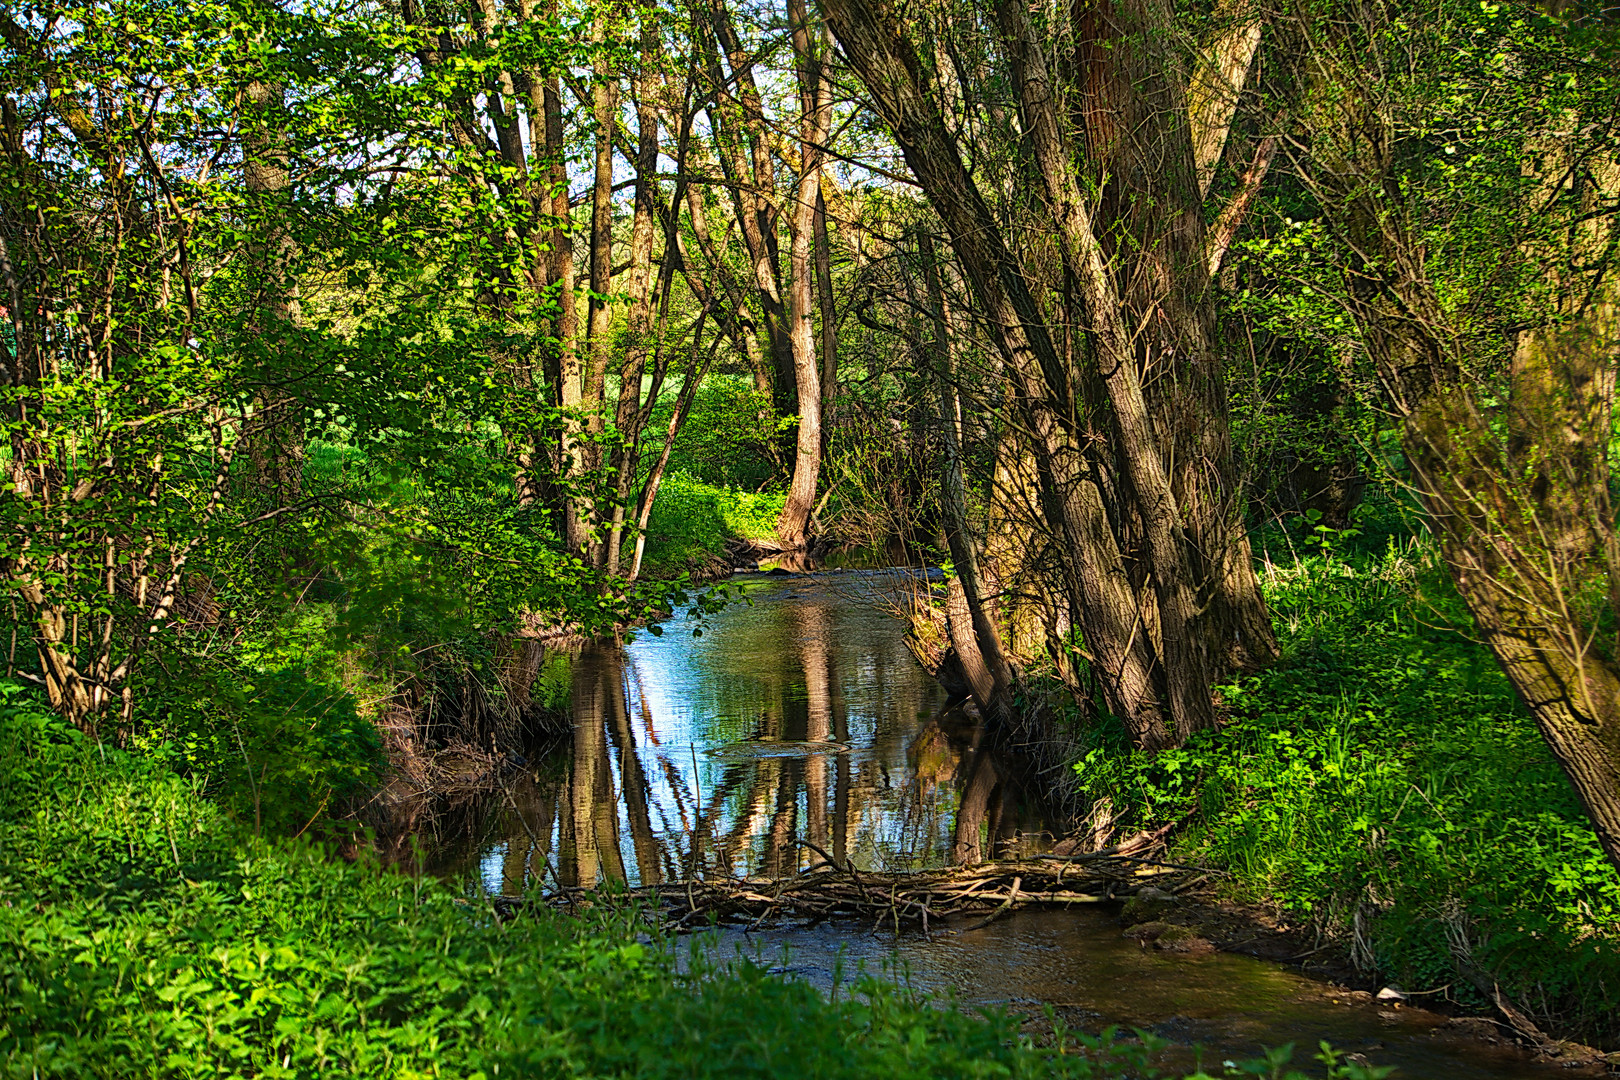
top-left (1285, 0), bottom-right (1620, 868)
top-left (820, 0), bottom-right (1277, 746)
top-left (1, 4), bottom-right (254, 736)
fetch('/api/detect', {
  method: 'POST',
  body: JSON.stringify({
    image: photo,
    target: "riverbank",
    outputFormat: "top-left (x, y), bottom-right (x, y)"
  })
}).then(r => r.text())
top-left (2, 682), bottom-right (1268, 1080)
top-left (1069, 533), bottom-right (1620, 1053)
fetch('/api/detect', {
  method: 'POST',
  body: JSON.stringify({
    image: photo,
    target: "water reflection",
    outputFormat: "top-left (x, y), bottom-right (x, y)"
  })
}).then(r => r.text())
top-left (418, 572), bottom-right (1576, 1080)
top-left (426, 571), bottom-right (1048, 891)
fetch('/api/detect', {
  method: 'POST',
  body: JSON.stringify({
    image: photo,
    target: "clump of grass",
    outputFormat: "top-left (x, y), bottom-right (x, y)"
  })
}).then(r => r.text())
top-left (1073, 524), bottom-right (1620, 1044)
top-left (638, 470), bottom-right (786, 578)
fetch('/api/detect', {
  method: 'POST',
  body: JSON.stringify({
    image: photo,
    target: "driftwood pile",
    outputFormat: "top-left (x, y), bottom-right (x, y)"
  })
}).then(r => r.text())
top-left (495, 844), bottom-right (1222, 936)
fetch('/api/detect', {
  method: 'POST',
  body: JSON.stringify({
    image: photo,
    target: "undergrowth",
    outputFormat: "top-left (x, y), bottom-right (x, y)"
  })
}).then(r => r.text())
top-left (1073, 523), bottom-right (1620, 1046)
top-left (638, 470), bottom-right (785, 578)
top-left (3, 680), bottom-right (1397, 1080)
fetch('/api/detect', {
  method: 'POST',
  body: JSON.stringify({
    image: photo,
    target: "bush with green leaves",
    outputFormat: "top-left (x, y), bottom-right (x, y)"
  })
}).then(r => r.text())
top-left (637, 471), bottom-right (786, 578)
top-left (133, 660), bottom-right (381, 838)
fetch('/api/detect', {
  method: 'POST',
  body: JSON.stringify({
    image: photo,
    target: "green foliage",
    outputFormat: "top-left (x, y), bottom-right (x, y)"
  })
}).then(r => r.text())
top-left (652, 376), bottom-right (786, 491)
top-left (134, 660), bottom-right (381, 837)
top-left (638, 471), bottom-right (785, 578)
top-left (0, 680), bottom-right (1316, 1080)
top-left (1073, 532), bottom-right (1620, 1039)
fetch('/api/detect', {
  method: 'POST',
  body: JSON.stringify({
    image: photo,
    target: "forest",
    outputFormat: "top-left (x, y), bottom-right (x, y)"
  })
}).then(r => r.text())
top-left (1, 0), bottom-right (1617, 1074)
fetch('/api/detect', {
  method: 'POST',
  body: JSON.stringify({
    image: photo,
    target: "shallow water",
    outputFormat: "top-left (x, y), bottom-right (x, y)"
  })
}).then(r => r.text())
top-left (695, 912), bottom-right (1572, 1079)
top-left (428, 570), bottom-right (1583, 1079)
top-left (429, 570), bottom-right (1040, 888)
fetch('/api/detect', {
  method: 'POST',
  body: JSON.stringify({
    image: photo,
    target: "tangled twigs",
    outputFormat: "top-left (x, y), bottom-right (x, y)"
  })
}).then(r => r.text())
top-left (494, 856), bottom-right (1220, 932)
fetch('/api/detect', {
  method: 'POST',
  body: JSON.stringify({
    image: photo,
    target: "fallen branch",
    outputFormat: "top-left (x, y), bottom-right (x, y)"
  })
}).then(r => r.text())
top-left (497, 856), bottom-right (1216, 933)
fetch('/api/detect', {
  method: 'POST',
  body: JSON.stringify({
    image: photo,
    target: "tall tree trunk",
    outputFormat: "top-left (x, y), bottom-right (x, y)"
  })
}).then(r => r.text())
top-left (776, 0), bottom-right (833, 548)
top-left (821, 0), bottom-right (1272, 747)
top-left (815, 184), bottom-right (837, 420)
top-left (701, 1), bottom-right (795, 414)
top-left (1068, 0), bottom-right (1277, 675)
top-left (241, 78), bottom-right (304, 507)
top-left (918, 229), bottom-right (1015, 722)
top-left (582, 5), bottom-right (619, 565)
top-left (604, 26), bottom-right (662, 577)
top-left (546, 62), bottom-right (586, 553)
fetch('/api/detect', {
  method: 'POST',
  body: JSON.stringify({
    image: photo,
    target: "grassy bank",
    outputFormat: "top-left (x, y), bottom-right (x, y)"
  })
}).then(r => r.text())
top-left (637, 470), bottom-right (785, 579)
top-left (1074, 532), bottom-right (1620, 1047)
top-left (11, 681), bottom-right (1384, 1080)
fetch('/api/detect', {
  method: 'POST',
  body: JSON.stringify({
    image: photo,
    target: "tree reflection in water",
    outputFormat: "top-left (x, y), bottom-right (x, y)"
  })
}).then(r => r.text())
top-left (427, 573), bottom-right (1052, 893)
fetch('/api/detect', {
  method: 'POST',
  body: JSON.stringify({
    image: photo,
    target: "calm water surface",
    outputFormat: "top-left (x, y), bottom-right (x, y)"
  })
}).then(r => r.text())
top-left (426, 570), bottom-right (1582, 1080)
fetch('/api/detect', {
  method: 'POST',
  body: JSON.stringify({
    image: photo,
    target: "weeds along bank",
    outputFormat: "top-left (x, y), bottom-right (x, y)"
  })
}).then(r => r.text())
top-left (637, 471), bottom-right (786, 581)
top-left (0, 683), bottom-right (1392, 1080)
top-left (1070, 527), bottom-right (1620, 1047)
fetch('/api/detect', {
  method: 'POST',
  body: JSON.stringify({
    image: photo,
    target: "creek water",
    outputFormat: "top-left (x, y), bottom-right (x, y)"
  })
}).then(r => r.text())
top-left (427, 570), bottom-right (1582, 1079)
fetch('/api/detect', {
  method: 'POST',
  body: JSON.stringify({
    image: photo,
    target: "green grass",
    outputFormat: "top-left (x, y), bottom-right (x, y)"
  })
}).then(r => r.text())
top-left (637, 470), bottom-right (786, 579)
top-left (0, 682), bottom-right (1208, 1079)
top-left (1073, 532), bottom-right (1620, 1045)
top-left (0, 680), bottom-right (1394, 1079)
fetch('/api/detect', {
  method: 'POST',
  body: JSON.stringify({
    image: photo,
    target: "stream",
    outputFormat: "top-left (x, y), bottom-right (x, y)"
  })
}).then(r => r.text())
top-left (423, 569), bottom-right (1587, 1079)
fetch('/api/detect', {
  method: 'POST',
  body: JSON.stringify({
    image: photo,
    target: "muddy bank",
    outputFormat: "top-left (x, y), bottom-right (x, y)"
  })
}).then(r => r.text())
top-left (1116, 884), bottom-right (1619, 1071)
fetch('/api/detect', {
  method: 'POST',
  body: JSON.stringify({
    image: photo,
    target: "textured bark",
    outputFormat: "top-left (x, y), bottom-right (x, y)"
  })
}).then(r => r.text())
top-left (999, 0), bottom-right (1223, 740)
top-left (701, 1), bottom-right (795, 412)
top-left (776, 0), bottom-right (833, 548)
top-left (551, 58), bottom-right (586, 552)
top-left (579, 7), bottom-right (619, 563)
top-left (603, 31), bottom-right (662, 576)
top-left (822, 0), bottom-right (1272, 747)
top-left (919, 229), bottom-right (1016, 722)
top-left (1066, 0), bottom-right (1277, 677)
top-left (240, 78), bottom-right (304, 506)
top-left (1187, 0), bottom-right (1262, 198)
top-left (815, 185), bottom-right (838, 420)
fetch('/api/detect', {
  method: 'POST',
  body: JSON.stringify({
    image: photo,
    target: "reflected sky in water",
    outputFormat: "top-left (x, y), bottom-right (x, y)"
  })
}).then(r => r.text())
top-left (417, 571), bottom-right (1577, 1080)
top-left (440, 570), bottom-right (1034, 894)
